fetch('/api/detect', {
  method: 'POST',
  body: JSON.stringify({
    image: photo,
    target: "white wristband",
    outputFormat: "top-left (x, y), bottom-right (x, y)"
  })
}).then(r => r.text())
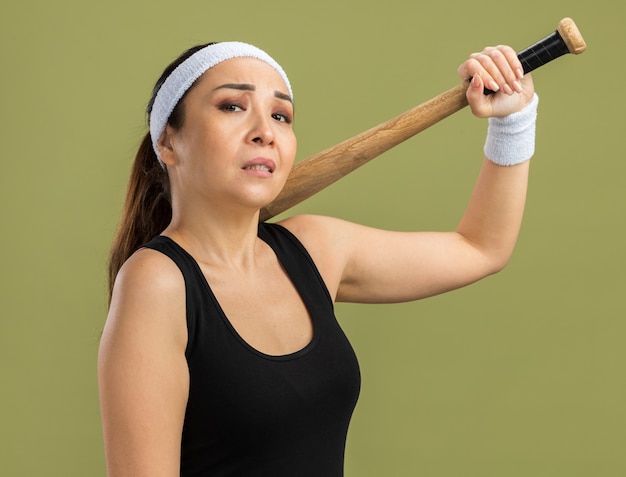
top-left (484, 93), bottom-right (539, 166)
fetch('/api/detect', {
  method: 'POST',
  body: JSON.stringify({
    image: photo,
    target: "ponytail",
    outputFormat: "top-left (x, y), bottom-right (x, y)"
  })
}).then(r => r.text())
top-left (107, 42), bottom-right (214, 301)
top-left (107, 133), bottom-right (171, 300)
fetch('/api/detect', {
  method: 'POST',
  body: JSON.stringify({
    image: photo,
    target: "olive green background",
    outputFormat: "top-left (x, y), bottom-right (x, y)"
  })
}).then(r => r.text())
top-left (1, 0), bottom-right (624, 475)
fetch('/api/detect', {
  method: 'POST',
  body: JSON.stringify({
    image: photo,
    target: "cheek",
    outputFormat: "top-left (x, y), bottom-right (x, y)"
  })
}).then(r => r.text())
top-left (182, 129), bottom-right (226, 162)
top-left (283, 132), bottom-right (297, 163)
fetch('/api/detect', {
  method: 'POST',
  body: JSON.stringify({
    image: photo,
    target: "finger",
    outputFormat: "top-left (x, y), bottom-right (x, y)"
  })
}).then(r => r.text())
top-left (466, 73), bottom-right (491, 118)
top-left (465, 53), bottom-right (503, 93)
top-left (477, 48), bottom-right (516, 94)
top-left (467, 46), bottom-right (524, 95)
top-left (497, 45), bottom-right (524, 80)
top-left (492, 45), bottom-right (524, 92)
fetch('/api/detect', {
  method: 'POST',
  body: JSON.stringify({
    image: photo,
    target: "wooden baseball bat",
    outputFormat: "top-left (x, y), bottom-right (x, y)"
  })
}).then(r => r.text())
top-left (260, 18), bottom-right (586, 221)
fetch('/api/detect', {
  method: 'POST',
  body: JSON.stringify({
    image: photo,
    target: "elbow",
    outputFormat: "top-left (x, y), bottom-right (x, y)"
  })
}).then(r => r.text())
top-left (462, 233), bottom-right (517, 279)
top-left (484, 249), bottom-right (514, 276)
top-left (488, 259), bottom-right (509, 276)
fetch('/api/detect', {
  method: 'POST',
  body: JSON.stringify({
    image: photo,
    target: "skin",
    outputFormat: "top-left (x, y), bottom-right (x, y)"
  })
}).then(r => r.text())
top-left (98, 48), bottom-right (535, 476)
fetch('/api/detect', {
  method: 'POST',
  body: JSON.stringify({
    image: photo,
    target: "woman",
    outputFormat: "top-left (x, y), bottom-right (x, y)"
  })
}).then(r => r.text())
top-left (98, 41), bottom-right (537, 476)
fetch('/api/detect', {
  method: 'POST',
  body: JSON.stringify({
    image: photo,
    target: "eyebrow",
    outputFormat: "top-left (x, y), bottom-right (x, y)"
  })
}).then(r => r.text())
top-left (214, 83), bottom-right (293, 103)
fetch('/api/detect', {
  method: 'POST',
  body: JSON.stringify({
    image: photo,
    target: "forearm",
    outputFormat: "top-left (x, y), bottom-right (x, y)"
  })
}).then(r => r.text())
top-left (456, 90), bottom-right (538, 270)
top-left (456, 158), bottom-right (529, 271)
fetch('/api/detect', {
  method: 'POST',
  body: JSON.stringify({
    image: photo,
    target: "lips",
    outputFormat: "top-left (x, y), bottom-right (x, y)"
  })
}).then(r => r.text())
top-left (242, 158), bottom-right (276, 174)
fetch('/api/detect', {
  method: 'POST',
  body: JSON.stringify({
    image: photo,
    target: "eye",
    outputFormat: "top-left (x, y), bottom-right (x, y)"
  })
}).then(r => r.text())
top-left (272, 112), bottom-right (292, 124)
top-left (220, 103), bottom-right (244, 112)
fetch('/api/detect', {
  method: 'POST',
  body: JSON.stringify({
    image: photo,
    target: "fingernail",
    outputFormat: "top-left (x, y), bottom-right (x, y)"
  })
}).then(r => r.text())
top-left (471, 73), bottom-right (481, 88)
top-left (489, 80), bottom-right (500, 92)
top-left (503, 83), bottom-right (514, 95)
top-left (516, 67), bottom-right (524, 79)
top-left (513, 80), bottom-right (523, 93)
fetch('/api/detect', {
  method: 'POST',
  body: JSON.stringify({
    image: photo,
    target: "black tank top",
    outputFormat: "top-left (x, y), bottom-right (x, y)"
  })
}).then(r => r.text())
top-left (142, 222), bottom-right (361, 476)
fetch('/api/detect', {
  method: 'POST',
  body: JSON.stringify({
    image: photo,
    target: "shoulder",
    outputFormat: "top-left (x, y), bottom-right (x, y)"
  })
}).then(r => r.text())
top-left (278, 214), bottom-right (350, 241)
top-left (113, 247), bottom-right (185, 302)
top-left (276, 215), bottom-right (354, 299)
top-left (277, 214), bottom-right (350, 255)
top-left (105, 247), bottom-right (187, 344)
top-left (278, 214), bottom-right (378, 252)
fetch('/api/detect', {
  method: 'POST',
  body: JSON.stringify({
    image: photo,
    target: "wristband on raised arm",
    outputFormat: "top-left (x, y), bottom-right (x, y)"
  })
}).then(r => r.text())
top-left (484, 93), bottom-right (539, 166)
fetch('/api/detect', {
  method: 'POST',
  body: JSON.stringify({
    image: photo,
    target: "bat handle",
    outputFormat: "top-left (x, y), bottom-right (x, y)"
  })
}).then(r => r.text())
top-left (484, 17), bottom-right (586, 94)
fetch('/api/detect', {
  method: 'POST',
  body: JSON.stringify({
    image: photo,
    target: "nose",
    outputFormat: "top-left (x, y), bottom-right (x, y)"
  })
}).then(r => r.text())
top-left (248, 112), bottom-right (275, 146)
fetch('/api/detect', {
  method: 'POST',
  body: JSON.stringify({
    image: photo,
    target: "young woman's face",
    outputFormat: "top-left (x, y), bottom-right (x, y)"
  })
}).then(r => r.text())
top-left (162, 57), bottom-right (296, 212)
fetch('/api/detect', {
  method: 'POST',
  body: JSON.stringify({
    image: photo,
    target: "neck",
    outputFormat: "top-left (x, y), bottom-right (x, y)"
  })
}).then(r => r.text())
top-left (163, 199), bottom-right (264, 269)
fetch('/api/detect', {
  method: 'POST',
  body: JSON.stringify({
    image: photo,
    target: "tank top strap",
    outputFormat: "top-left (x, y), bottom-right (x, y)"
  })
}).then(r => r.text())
top-left (139, 235), bottom-right (209, 357)
top-left (258, 222), bottom-right (334, 311)
top-left (140, 235), bottom-right (197, 278)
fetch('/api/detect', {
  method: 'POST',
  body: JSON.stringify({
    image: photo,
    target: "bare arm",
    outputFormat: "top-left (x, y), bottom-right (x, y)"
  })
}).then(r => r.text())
top-left (98, 249), bottom-right (189, 477)
top-left (282, 161), bottom-right (526, 303)
top-left (281, 45), bottom-right (536, 304)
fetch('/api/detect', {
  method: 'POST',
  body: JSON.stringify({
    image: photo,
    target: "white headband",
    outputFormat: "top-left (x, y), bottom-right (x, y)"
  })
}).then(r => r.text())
top-left (149, 41), bottom-right (293, 165)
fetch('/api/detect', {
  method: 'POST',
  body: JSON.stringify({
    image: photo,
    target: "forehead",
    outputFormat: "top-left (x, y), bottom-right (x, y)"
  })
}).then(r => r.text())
top-left (196, 57), bottom-right (290, 93)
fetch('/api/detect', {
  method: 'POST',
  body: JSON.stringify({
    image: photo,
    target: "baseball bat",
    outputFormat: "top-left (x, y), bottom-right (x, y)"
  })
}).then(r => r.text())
top-left (260, 18), bottom-right (586, 221)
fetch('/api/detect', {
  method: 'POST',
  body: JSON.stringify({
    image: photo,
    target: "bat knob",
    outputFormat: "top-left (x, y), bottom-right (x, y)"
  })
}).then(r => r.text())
top-left (557, 18), bottom-right (587, 55)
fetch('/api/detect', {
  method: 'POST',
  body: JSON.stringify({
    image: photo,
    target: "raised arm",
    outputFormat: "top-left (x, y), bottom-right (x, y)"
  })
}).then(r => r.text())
top-left (98, 250), bottom-right (189, 477)
top-left (282, 45), bottom-right (537, 304)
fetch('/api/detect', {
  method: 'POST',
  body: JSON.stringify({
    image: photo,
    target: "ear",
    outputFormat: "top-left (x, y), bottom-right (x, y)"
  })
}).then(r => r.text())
top-left (157, 125), bottom-right (178, 167)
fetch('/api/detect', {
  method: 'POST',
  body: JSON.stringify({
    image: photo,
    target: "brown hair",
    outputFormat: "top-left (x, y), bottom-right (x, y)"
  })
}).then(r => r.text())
top-left (107, 43), bottom-right (213, 300)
